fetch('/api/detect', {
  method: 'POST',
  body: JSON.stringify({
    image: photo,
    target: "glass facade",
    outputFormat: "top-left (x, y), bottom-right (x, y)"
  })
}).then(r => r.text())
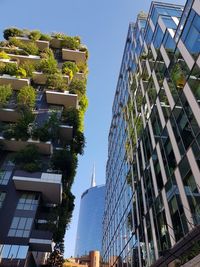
top-left (102, 1), bottom-right (200, 267)
top-left (75, 185), bottom-right (105, 257)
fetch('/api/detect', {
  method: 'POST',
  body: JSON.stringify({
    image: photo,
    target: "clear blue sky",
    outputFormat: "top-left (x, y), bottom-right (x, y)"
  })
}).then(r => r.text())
top-left (0, 0), bottom-right (185, 258)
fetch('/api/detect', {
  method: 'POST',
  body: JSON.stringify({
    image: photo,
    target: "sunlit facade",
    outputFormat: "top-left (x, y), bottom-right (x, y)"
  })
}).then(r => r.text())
top-left (75, 185), bottom-right (105, 257)
top-left (102, 1), bottom-right (200, 266)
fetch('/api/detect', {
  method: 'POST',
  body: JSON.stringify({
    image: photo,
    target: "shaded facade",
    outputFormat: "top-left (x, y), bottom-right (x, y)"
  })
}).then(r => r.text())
top-left (102, 1), bottom-right (200, 267)
top-left (0, 28), bottom-right (88, 266)
top-left (75, 184), bottom-right (105, 257)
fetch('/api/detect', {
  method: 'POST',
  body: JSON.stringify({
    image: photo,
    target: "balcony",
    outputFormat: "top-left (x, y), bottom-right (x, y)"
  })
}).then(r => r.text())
top-left (59, 125), bottom-right (73, 142)
top-left (0, 74), bottom-right (30, 90)
top-left (13, 171), bottom-right (62, 204)
top-left (62, 48), bottom-right (87, 63)
top-left (46, 90), bottom-right (77, 108)
top-left (29, 230), bottom-right (53, 252)
top-left (0, 108), bottom-right (21, 122)
top-left (15, 36), bottom-right (49, 51)
top-left (8, 53), bottom-right (41, 64)
top-left (0, 136), bottom-right (53, 155)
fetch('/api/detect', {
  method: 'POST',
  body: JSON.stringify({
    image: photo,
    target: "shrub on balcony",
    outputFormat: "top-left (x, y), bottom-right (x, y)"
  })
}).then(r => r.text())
top-left (3, 125), bottom-right (15, 140)
top-left (23, 42), bottom-right (39, 55)
top-left (19, 61), bottom-right (35, 77)
top-left (62, 107), bottom-right (80, 132)
top-left (77, 62), bottom-right (88, 74)
top-left (47, 73), bottom-right (67, 91)
top-left (14, 109), bottom-right (34, 141)
top-left (62, 67), bottom-right (73, 80)
top-left (38, 57), bottom-right (58, 74)
top-left (0, 62), bottom-right (6, 74)
top-left (40, 47), bottom-right (54, 59)
top-left (29, 30), bottom-right (41, 41)
top-left (71, 131), bottom-right (85, 155)
top-left (79, 94), bottom-right (88, 113)
top-left (62, 61), bottom-right (78, 75)
top-left (0, 51), bottom-right (10, 59)
top-left (68, 78), bottom-right (86, 97)
top-left (40, 33), bottom-right (51, 41)
top-left (0, 84), bottom-right (12, 106)
top-left (16, 67), bottom-right (27, 79)
top-left (9, 37), bottom-right (23, 48)
top-left (17, 85), bottom-right (36, 109)
top-left (13, 144), bottom-right (41, 172)
top-left (61, 36), bottom-right (80, 50)
top-left (3, 28), bottom-right (23, 40)
top-left (3, 62), bottom-right (18, 76)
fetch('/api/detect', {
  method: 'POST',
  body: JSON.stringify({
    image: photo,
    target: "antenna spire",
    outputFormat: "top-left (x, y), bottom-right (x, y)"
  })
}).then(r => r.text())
top-left (91, 164), bottom-right (96, 187)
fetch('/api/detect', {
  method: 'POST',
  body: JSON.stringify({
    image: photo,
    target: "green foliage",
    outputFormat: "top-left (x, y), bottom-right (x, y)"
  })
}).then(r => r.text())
top-left (9, 37), bottom-right (23, 47)
top-left (13, 144), bottom-right (41, 172)
top-left (38, 57), bottom-right (58, 74)
top-left (62, 107), bottom-right (80, 131)
top-left (40, 33), bottom-right (51, 41)
top-left (53, 32), bottom-right (67, 39)
top-left (17, 85), bottom-right (36, 109)
top-left (4, 62), bottom-right (18, 76)
top-left (47, 112), bottom-right (60, 141)
top-left (3, 28), bottom-right (23, 40)
top-left (62, 61), bottom-right (78, 75)
top-left (40, 47), bottom-right (54, 59)
top-left (16, 67), bottom-right (27, 78)
top-left (79, 94), bottom-right (88, 113)
top-left (47, 73), bottom-right (67, 91)
top-left (79, 45), bottom-right (89, 59)
top-left (32, 125), bottom-right (50, 142)
top-left (19, 61), bottom-right (35, 77)
top-left (0, 84), bottom-right (12, 106)
top-left (3, 125), bottom-right (15, 139)
top-left (61, 36), bottom-right (80, 50)
top-left (29, 30), bottom-right (41, 41)
top-left (23, 42), bottom-right (39, 55)
top-left (62, 67), bottom-right (73, 80)
top-left (68, 78), bottom-right (86, 97)
top-left (71, 131), bottom-right (85, 155)
top-left (77, 62), bottom-right (88, 74)
top-left (0, 62), bottom-right (6, 74)
top-left (0, 51), bottom-right (10, 59)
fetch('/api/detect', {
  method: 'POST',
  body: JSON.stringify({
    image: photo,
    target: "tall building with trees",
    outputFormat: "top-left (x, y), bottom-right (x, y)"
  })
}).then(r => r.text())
top-left (102, 0), bottom-right (200, 266)
top-left (0, 27), bottom-right (88, 266)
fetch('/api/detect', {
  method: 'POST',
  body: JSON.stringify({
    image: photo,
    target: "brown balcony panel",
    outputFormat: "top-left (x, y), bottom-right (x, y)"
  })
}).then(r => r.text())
top-left (13, 171), bottom-right (62, 204)
top-left (46, 90), bottom-right (77, 108)
top-left (62, 48), bottom-right (86, 63)
top-left (0, 137), bottom-right (53, 155)
top-left (8, 54), bottom-right (41, 64)
top-left (29, 230), bottom-right (53, 252)
top-left (59, 125), bottom-right (73, 142)
top-left (33, 72), bottom-right (47, 85)
top-left (0, 75), bottom-right (30, 90)
top-left (15, 37), bottom-right (49, 51)
top-left (0, 109), bottom-right (21, 122)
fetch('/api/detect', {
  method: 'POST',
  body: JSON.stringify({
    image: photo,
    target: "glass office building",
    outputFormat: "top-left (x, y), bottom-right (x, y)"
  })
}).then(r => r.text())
top-left (102, 0), bottom-right (200, 266)
top-left (75, 184), bottom-right (105, 257)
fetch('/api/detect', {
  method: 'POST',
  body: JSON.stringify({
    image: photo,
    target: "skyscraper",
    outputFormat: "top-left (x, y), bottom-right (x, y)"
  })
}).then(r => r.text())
top-left (75, 168), bottom-right (105, 257)
top-left (0, 28), bottom-right (88, 266)
top-left (102, 1), bottom-right (200, 266)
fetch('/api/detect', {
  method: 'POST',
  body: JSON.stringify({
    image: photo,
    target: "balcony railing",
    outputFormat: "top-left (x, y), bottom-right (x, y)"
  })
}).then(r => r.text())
top-left (46, 90), bottom-right (77, 108)
top-left (62, 48), bottom-right (87, 63)
top-left (29, 229), bottom-right (53, 252)
top-left (0, 74), bottom-right (30, 90)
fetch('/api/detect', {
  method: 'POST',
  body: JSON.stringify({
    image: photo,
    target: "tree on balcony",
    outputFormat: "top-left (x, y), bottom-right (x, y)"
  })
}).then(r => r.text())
top-left (47, 73), bottom-right (67, 91)
top-left (17, 85), bottom-right (36, 109)
top-left (3, 28), bottom-right (23, 40)
top-left (0, 84), bottom-right (12, 107)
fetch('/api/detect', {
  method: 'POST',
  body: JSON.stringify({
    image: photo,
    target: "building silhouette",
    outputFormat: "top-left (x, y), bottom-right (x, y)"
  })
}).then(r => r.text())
top-left (0, 28), bottom-right (88, 266)
top-left (75, 167), bottom-right (105, 257)
top-left (102, 1), bottom-right (200, 267)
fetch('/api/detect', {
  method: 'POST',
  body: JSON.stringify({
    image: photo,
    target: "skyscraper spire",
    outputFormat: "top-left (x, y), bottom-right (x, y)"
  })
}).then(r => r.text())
top-left (91, 164), bottom-right (96, 187)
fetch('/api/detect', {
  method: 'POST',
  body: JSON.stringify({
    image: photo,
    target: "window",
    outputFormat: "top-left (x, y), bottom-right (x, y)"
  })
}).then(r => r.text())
top-left (8, 217), bottom-right (33, 238)
top-left (17, 193), bottom-right (39, 211)
top-left (0, 170), bottom-right (12, 185)
top-left (0, 244), bottom-right (28, 259)
top-left (0, 192), bottom-right (6, 208)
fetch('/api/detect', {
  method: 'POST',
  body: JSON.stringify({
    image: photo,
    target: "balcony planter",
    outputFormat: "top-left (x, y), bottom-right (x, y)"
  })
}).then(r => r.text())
top-left (0, 108), bottom-right (21, 122)
top-left (8, 53), bottom-right (41, 64)
top-left (59, 125), bottom-right (73, 142)
top-left (0, 136), bottom-right (53, 155)
top-left (62, 48), bottom-right (87, 63)
top-left (33, 71), bottom-right (47, 85)
top-left (0, 74), bottom-right (30, 90)
top-left (0, 58), bottom-right (17, 64)
top-left (46, 90), bottom-right (77, 108)
top-left (63, 75), bottom-right (70, 84)
top-left (13, 170), bottom-right (62, 204)
top-left (74, 72), bottom-right (85, 80)
top-left (15, 36), bottom-right (49, 51)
